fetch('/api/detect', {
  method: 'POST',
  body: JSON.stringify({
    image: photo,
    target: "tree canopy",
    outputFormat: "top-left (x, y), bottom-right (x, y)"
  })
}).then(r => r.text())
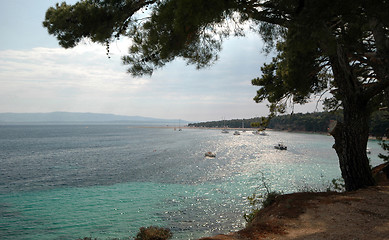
top-left (252, 1), bottom-right (389, 113)
top-left (44, 0), bottom-right (389, 191)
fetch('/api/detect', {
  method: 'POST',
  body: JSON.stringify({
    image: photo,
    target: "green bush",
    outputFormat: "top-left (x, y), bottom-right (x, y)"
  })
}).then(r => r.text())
top-left (243, 190), bottom-right (282, 223)
top-left (244, 171), bottom-right (283, 223)
top-left (262, 191), bottom-right (281, 208)
top-left (329, 178), bottom-right (345, 192)
top-left (134, 226), bottom-right (172, 240)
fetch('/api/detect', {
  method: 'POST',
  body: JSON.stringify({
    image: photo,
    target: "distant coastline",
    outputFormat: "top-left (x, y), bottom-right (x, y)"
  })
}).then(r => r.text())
top-left (0, 112), bottom-right (188, 126)
top-left (178, 126), bottom-right (385, 140)
top-left (189, 111), bottom-right (389, 137)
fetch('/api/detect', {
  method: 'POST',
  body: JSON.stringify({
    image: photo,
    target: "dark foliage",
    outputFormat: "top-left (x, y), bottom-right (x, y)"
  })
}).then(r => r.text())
top-left (44, 0), bottom-right (389, 191)
top-left (134, 226), bottom-right (172, 240)
top-left (189, 111), bottom-right (389, 136)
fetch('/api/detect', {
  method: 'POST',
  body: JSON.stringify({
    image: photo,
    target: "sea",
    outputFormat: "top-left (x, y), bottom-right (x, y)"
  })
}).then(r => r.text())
top-left (0, 125), bottom-right (385, 240)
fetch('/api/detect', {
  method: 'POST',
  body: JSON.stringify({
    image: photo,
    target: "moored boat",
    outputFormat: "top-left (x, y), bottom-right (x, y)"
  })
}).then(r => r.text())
top-left (274, 143), bottom-right (287, 150)
top-left (205, 152), bottom-right (216, 157)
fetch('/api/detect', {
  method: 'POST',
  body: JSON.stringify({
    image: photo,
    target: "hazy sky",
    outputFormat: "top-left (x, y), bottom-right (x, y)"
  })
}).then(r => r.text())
top-left (0, 0), bottom-right (322, 122)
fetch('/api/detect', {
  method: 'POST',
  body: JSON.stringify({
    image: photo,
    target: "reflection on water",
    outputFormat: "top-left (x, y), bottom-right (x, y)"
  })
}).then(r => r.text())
top-left (0, 126), bottom-right (385, 239)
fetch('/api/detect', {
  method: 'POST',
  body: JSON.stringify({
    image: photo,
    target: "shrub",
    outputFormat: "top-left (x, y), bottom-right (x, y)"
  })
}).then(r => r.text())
top-left (243, 171), bottom-right (283, 223)
top-left (134, 226), bottom-right (173, 240)
top-left (329, 178), bottom-right (345, 192)
top-left (243, 190), bottom-right (282, 223)
top-left (262, 191), bottom-right (281, 208)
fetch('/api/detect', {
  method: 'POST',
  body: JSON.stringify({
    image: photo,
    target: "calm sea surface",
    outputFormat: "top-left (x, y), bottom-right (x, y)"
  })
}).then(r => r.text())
top-left (0, 125), bottom-right (385, 239)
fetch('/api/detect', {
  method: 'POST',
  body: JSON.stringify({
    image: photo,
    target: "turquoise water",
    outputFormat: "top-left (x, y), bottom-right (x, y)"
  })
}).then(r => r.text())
top-left (0, 126), bottom-right (385, 239)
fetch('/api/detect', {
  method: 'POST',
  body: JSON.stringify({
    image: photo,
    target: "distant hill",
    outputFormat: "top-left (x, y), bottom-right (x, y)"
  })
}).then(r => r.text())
top-left (188, 111), bottom-right (389, 136)
top-left (0, 112), bottom-right (187, 125)
top-left (188, 112), bottom-right (341, 132)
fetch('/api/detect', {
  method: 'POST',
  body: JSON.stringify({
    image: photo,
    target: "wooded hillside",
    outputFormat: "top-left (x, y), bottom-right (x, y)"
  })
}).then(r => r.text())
top-left (189, 111), bottom-right (389, 137)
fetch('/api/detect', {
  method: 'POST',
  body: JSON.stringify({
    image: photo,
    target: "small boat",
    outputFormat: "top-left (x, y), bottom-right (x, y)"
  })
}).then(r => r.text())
top-left (252, 130), bottom-right (267, 135)
top-left (233, 131), bottom-right (240, 135)
top-left (366, 148), bottom-right (371, 154)
top-left (205, 152), bottom-right (216, 158)
top-left (221, 118), bottom-right (229, 133)
top-left (178, 119), bottom-right (182, 131)
top-left (274, 143), bottom-right (287, 150)
top-left (259, 131), bottom-right (268, 136)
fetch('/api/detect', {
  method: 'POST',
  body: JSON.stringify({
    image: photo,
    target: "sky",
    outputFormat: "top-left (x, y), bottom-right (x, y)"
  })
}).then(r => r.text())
top-left (0, 0), bottom-right (323, 122)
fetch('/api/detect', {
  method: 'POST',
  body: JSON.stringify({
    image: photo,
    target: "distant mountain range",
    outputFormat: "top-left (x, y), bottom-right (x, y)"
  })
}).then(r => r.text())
top-left (0, 112), bottom-right (188, 125)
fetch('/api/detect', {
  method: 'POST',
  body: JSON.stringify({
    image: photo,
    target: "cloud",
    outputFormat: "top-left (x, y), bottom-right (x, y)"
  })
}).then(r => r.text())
top-left (0, 42), bottom-right (153, 114)
top-left (0, 33), bottom-right (323, 122)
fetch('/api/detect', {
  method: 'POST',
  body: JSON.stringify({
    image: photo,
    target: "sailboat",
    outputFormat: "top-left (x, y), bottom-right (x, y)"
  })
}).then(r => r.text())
top-left (221, 118), bottom-right (229, 133)
top-left (178, 119), bottom-right (182, 131)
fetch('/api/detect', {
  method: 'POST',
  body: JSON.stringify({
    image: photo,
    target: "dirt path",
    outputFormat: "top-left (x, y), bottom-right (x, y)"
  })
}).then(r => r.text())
top-left (201, 182), bottom-right (389, 240)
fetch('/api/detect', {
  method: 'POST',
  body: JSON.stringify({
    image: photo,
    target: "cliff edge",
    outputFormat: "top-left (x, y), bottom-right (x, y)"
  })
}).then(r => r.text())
top-left (201, 164), bottom-right (389, 240)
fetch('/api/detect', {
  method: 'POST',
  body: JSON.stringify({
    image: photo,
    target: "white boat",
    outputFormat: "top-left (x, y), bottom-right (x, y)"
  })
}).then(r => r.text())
top-left (178, 119), bottom-right (182, 131)
top-left (259, 131), bottom-right (268, 136)
top-left (233, 131), bottom-right (240, 135)
top-left (252, 130), bottom-right (267, 135)
top-left (205, 152), bottom-right (216, 158)
top-left (274, 143), bottom-right (287, 150)
top-left (221, 118), bottom-right (229, 133)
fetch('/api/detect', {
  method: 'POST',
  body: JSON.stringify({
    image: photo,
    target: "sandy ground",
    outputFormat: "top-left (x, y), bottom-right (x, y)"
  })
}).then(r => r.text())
top-left (201, 181), bottom-right (389, 240)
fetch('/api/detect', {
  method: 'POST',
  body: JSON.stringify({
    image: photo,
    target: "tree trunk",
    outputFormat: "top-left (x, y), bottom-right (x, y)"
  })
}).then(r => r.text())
top-left (328, 44), bottom-right (376, 191)
top-left (330, 106), bottom-right (375, 191)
